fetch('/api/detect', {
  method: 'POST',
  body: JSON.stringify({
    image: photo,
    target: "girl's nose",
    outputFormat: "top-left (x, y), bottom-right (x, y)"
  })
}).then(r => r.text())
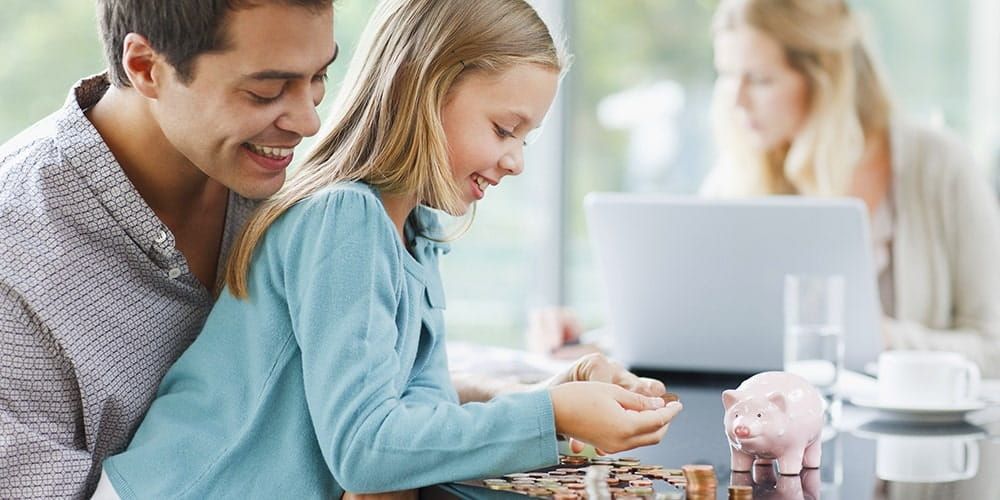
top-left (499, 153), bottom-right (523, 176)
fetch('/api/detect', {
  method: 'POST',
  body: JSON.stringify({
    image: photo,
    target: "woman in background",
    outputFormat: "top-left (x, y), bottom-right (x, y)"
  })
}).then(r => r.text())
top-left (705, 0), bottom-right (1000, 376)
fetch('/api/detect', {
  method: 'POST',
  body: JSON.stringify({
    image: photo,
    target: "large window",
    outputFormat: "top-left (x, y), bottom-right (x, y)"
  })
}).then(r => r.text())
top-left (0, 1), bottom-right (377, 142)
top-left (2, 1), bottom-right (992, 349)
top-left (564, 0), bottom-right (985, 332)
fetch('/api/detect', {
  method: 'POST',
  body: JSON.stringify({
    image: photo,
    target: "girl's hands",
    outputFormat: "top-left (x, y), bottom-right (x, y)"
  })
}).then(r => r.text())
top-left (550, 382), bottom-right (683, 454)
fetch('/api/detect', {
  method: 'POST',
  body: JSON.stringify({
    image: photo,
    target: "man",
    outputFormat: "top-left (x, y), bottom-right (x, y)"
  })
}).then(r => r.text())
top-left (0, 1), bottom-right (336, 496)
top-left (0, 1), bottom-right (664, 497)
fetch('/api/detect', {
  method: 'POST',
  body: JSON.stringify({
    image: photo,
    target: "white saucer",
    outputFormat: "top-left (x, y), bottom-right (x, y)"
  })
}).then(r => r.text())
top-left (850, 396), bottom-right (988, 423)
top-left (852, 420), bottom-right (987, 440)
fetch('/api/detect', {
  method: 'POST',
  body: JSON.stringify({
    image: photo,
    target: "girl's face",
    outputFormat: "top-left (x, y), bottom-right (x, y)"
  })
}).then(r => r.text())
top-left (714, 25), bottom-right (810, 150)
top-left (440, 64), bottom-right (559, 213)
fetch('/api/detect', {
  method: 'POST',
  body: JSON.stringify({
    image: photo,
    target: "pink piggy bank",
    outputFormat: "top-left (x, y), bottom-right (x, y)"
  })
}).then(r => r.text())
top-left (722, 371), bottom-right (824, 475)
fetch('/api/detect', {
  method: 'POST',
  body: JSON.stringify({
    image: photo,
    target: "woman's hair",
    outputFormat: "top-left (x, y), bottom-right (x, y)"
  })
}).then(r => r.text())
top-left (707, 0), bottom-right (892, 197)
top-left (225, 0), bottom-right (568, 298)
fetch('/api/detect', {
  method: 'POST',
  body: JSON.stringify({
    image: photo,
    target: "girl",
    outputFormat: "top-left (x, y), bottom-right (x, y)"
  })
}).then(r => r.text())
top-left (99, 0), bottom-right (682, 497)
top-left (704, 0), bottom-right (1000, 376)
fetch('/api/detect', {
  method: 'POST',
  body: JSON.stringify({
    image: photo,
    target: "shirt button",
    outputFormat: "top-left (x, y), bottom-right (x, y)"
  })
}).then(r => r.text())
top-left (155, 230), bottom-right (168, 244)
top-left (168, 268), bottom-right (182, 279)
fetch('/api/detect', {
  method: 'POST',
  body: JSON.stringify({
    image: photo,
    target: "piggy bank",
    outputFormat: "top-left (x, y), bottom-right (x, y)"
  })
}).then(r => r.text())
top-left (722, 371), bottom-right (824, 475)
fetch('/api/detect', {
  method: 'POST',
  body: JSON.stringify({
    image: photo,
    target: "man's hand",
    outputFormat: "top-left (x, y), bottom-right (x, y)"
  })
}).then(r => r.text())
top-left (527, 307), bottom-right (584, 355)
top-left (546, 352), bottom-right (667, 397)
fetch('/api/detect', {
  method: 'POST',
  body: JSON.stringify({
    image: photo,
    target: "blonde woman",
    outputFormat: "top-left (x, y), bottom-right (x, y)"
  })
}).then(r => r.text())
top-left (704, 0), bottom-right (1000, 376)
top-left (98, 0), bottom-right (682, 497)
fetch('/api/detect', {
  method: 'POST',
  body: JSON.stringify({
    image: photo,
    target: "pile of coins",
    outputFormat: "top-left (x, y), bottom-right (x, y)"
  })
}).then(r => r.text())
top-left (681, 464), bottom-right (717, 498)
top-left (728, 484), bottom-right (753, 500)
top-left (474, 455), bottom-right (712, 499)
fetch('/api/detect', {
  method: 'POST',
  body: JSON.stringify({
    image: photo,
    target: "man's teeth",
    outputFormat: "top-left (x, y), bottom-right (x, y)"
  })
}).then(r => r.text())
top-left (475, 176), bottom-right (488, 191)
top-left (246, 143), bottom-right (293, 159)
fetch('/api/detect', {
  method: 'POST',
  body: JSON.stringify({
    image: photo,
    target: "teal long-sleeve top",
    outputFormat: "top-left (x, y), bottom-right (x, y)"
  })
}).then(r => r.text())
top-left (102, 182), bottom-right (558, 498)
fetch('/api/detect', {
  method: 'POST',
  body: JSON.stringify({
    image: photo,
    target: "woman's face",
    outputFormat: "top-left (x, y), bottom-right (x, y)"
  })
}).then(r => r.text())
top-left (714, 25), bottom-right (810, 150)
top-left (440, 64), bottom-right (559, 214)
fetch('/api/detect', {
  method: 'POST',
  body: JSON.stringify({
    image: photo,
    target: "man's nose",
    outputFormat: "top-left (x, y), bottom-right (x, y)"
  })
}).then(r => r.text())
top-left (276, 89), bottom-right (322, 138)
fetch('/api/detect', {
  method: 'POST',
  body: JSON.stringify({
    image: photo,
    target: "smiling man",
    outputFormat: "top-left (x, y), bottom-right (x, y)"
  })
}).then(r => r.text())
top-left (0, 1), bottom-right (336, 497)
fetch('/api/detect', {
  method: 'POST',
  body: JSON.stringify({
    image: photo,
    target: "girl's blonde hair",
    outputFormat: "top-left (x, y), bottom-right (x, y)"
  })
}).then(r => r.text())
top-left (707, 0), bottom-right (892, 197)
top-left (226, 0), bottom-right (567, 298)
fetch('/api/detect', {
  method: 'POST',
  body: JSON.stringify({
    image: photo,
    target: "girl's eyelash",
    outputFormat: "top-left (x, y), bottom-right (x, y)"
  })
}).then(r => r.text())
top-left (495, 124), bottom-right (528, 146)
top-left (494, 124), bottom-right (516, 139)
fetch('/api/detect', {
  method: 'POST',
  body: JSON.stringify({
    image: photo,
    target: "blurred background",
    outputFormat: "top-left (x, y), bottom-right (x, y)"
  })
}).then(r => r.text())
top-left (2, 0), bottom-right (996, 348)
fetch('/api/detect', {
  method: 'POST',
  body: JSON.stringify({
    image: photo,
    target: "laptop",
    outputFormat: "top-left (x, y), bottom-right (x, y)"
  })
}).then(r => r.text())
top-left (584, 193), bottom-right (882, 374)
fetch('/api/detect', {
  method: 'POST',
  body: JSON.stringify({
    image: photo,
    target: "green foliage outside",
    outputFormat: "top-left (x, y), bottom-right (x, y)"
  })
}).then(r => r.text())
top-left (0, 0), bottom-right (376, 143)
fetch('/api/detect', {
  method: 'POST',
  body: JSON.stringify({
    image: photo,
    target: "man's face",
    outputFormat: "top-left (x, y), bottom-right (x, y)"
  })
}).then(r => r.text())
top-left (151, 3), bottom-right (336, 200)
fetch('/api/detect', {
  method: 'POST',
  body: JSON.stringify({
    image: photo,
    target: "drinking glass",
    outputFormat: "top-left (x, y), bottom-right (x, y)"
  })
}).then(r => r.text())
top-left (784, 274), bottom-right (845, 424)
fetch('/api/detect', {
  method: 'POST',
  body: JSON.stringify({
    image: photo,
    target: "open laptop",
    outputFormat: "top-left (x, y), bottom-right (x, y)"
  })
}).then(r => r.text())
top-left (584, 193), bottom-right (882, 374)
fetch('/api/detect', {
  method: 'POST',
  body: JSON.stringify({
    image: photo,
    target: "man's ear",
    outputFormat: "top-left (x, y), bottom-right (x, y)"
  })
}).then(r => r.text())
top-left (121, 33), bottom-right (163, 99)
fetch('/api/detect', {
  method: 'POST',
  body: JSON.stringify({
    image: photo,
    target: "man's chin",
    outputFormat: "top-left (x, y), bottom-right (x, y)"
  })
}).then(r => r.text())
top-left (230, 174), bottom-right (285, 201)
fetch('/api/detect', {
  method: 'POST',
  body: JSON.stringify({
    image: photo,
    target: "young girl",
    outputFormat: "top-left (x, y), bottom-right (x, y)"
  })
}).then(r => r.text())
top-left (99, 0), bottom-right (682, 497)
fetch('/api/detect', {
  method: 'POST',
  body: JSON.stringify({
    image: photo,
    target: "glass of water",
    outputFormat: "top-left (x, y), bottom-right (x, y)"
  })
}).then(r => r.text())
top-left (784, 274), bottom-right (845, 424)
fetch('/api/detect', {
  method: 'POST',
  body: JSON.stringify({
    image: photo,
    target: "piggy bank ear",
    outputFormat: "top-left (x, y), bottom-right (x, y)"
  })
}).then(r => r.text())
top-left (722, 390), bottom-right (740, 409)
top-left (766, 392), bottom-right (787, 412)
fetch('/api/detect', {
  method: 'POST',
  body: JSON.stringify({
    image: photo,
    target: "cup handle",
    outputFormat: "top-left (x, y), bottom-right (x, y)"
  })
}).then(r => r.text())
top-left (962, 441), bottom-right (980, 477)
top-left (963, 361), bottom-right (982, 402)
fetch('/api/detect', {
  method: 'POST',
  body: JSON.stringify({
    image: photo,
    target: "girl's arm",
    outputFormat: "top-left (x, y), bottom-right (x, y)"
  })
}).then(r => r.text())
top-left (285, 189), bottom-right (558, 492)
top-left (286, 189), bottom-right (680, 492)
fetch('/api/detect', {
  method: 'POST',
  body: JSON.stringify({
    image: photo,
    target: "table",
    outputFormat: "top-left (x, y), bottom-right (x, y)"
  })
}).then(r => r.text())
top-left (439, 370), bottom-right (1000, 500)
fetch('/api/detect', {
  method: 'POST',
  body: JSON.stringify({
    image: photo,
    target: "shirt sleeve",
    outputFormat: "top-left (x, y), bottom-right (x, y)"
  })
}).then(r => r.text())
top-left (281, 190), bottom-right (558, 493)
top-left (399, 330), bottom-right (460, 405)
top-left (886, 152), bottom-right (1000, 378)
top-left (0, 282), bottom-right (93, 498)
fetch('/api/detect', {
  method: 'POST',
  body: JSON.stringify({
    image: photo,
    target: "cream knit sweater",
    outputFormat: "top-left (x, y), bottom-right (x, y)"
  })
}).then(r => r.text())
top-left (884, 121), bottom-right (1000, 377)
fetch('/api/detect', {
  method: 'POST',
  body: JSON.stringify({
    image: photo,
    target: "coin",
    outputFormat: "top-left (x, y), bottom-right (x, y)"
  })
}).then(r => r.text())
top-left (560, 455), bottom-right (589, 465)
top-left (661, 392), bottom-right (680, 404)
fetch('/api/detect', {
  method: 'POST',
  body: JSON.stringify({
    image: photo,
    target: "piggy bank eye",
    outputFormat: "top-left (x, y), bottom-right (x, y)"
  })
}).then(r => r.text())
top-left (756, 413), bottom-right (762, 418)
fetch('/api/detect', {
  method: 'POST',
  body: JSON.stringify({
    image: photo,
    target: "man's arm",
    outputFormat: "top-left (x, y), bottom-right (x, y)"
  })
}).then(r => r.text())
top-left (0, 282), bottom-right (93, 498)
top-left (452, 352), bottom-right (667, 404)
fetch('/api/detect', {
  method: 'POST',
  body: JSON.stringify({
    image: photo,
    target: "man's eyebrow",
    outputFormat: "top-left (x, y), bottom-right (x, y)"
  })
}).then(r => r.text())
top-left (242, 42), bottom-right (340, 81)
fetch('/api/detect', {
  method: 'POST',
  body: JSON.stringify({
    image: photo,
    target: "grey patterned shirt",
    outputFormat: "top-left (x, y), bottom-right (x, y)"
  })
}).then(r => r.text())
top-left (0, 75), bottom-right (256, 498)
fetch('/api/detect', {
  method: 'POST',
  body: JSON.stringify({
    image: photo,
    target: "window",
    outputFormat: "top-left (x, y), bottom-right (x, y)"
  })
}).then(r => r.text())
top-left (2, 0), bottom-right (993, 349)
top-left (0, 1), bottom-right (376, 143)
top-left (564, 0), bottom-right (988, 332)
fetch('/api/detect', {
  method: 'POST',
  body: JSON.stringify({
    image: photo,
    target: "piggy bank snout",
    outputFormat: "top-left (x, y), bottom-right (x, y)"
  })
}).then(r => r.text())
top-left (733, 424), bottom-right (751, 438)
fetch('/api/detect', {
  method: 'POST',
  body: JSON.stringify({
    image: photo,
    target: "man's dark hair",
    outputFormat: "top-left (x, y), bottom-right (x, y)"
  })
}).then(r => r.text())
top-left (98, 0), bottom-right (333, 88)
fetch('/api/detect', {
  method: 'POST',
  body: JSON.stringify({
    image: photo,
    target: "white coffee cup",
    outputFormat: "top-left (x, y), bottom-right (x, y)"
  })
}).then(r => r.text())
top-left (876, 435), bottom-right (979, 483)
top-left (877, 351), bottom-right (981, 407)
